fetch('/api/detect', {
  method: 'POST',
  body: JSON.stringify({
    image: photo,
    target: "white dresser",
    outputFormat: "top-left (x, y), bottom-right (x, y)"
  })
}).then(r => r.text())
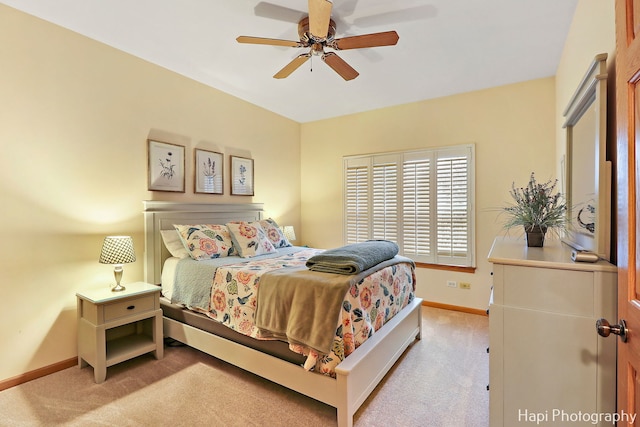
top-left (488, 237), bottom-right (617, 426)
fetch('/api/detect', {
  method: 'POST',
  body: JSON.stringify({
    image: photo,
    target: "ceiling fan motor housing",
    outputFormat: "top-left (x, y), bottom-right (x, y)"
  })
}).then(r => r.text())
top-left (298, 17), bottom-right (336, 44)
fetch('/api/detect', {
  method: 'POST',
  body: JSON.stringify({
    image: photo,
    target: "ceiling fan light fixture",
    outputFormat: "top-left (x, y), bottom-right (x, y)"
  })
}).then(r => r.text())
top-left (311, 43), bottom-right (324, 56)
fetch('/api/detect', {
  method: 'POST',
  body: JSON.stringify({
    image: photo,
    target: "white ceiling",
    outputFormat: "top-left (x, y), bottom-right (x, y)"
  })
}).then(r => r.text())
top-left (3, 0), bottom-right (578, 123)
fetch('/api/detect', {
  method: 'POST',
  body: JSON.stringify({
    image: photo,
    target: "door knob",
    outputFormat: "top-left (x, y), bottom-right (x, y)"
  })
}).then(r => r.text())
top-left (596, 318), bottom-right (628, 342)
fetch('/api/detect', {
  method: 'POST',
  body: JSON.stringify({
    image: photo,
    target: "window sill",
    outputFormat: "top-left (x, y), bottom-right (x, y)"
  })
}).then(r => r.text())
top-left (414, 262), bottom-right (476, 273)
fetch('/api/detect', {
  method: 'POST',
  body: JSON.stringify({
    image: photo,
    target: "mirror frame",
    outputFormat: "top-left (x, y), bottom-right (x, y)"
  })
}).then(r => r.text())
top-left (562, 53), bottom-right (611, 261)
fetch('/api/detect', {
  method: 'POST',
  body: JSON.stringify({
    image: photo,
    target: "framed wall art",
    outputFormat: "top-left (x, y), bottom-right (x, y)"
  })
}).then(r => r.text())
top-left (147, 139), bottom-right (185, 192)
top-left (195, 149), bottom-right (223, 194)
top-left (230, 155), bottom-right (254, 196)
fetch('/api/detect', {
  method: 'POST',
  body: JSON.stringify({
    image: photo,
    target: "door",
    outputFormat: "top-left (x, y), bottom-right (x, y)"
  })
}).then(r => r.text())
top-left (615, 1), bottom-right (640, 424)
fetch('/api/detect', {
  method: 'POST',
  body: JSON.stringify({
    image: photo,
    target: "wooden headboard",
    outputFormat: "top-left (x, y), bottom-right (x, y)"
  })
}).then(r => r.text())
top-left (143, 201), bottom-right (264, 285)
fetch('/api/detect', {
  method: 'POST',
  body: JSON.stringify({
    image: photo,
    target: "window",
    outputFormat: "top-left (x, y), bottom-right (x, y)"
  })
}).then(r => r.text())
top-left (343, 145), bottom-right (475, 267)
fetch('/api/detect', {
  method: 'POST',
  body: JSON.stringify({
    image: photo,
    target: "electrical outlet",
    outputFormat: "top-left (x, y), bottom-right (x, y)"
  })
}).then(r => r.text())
top-left (447, 280), bottom-right (457, 288)
top-left (460, 282), bottom-right (471, 289)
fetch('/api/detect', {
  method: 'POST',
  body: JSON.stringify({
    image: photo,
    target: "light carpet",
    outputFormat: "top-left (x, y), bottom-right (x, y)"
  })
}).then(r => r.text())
top-left (0, 307), bottom-right (489, 426)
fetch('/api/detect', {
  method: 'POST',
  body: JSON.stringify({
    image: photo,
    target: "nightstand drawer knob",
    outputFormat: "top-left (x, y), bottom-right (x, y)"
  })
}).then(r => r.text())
top-left (127, 305), bottom-right (135, 310)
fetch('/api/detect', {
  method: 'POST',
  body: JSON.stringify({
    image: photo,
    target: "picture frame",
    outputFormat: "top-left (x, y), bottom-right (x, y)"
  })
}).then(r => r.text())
top-left (194, 149), bottom-right (223, 194)
top-left (230, 155), bottom-right (254, 196)
top-left (147, 139), bottom-right (185, 192)
top-left (562, 53), bottom-right (611, 260)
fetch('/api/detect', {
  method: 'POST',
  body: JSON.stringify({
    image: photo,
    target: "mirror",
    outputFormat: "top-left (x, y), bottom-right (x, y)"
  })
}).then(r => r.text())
top-left (562, 53), bottom-right (611, 261)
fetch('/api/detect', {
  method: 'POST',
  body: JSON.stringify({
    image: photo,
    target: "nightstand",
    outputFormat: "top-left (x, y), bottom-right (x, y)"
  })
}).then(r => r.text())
top-left (77, 282), bottom-right (163, 383)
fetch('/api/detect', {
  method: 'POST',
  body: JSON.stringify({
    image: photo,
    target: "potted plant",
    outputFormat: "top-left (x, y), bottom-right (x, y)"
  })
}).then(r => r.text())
top-left (501, 172), bottom-right (568, 247)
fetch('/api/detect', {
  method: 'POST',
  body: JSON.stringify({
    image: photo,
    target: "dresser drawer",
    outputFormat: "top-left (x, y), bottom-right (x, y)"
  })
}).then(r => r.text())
top-left (104, 294), bottom-right (155, 322)
top-left (502, 265), bottom-right (593, 316)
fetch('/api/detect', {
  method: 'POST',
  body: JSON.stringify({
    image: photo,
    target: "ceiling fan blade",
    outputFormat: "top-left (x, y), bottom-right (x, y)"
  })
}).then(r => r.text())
top-left (308, 0), bottom-right (333, 39)
top-left (332, 31), bottom-right (399, 50)
top-left (236, 36), bottom-right (303, 48)
top-left (274, 54), bottom-right (311, 79)
top-left (322, 52), bottom-right (359, 81)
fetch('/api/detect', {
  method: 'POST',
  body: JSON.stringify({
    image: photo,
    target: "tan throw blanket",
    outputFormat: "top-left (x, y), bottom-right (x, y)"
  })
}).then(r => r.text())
top-left (255, 255), bottom-right (415, 354)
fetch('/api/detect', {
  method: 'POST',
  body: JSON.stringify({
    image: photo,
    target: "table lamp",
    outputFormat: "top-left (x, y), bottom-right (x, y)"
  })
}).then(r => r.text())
top-left (280, 226), bottom-right (296, 242)
top-left (99, 236), bottom-right (136, 292)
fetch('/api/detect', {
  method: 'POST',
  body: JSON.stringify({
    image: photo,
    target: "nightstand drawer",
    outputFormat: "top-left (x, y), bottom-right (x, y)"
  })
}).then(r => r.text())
top-left (104, 294), bottom-right (155, 322)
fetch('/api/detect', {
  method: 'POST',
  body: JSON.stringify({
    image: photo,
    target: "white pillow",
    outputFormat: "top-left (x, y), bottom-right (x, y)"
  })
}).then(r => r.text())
top-left (160, 229), bottom-right (190, 258)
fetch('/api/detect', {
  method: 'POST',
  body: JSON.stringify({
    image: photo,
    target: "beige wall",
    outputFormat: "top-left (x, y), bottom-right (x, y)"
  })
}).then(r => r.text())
top-left (301, 78), bottom-right (557, 310)
top-left (0, 5), bottom-right (301, 383)
top-left (555, 0), bottom-right (615, 162)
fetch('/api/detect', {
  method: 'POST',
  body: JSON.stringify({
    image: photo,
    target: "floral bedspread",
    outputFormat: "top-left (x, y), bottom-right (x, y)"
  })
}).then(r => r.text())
top-left (206, 248), bottom-right (416, 377)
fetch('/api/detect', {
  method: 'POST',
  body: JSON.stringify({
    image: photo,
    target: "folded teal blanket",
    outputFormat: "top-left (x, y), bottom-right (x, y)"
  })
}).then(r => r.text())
top-left (305, 240), bottom-right (399, 275)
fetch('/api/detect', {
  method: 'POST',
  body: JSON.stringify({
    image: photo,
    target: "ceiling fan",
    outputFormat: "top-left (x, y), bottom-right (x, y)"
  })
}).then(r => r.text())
top-left (236, 0), bottom-right (399, 81)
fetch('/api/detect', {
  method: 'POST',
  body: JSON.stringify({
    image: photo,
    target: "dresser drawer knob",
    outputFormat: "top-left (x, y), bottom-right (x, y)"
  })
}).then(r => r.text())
top-left (127, 305), bottom-right (135, 310)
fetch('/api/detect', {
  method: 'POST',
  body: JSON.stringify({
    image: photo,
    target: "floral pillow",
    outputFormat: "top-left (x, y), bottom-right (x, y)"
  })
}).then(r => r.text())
top-left (259, 218), bottom-right (292, 248)
top-left (226, 221), bottom-right (277, 258)
top-left (174, 224), bottom-right (236, 260)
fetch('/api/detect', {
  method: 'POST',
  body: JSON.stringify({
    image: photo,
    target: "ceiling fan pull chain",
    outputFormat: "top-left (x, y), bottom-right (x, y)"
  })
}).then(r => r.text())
top-left (310, 54), bottom-right (313, 72)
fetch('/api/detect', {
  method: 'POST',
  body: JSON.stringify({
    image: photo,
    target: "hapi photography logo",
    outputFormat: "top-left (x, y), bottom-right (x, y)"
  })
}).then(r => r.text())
top-left (519, 409), bottom-right (636, 425)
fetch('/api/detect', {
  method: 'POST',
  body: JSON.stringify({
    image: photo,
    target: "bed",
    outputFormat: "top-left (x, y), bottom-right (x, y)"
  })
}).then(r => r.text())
top-left (143, 201), bottom-right (422, 427)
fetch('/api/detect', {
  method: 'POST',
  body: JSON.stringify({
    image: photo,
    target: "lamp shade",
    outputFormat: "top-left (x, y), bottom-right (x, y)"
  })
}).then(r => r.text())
top-left (99, 236), bottom-right (136, 265)
top-left (281, 226), bottom-right (296, 242)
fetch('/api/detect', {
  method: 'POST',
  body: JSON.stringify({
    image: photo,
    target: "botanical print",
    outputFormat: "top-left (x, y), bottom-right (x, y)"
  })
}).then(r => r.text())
top-left (238, 163), bottom-right (247, 185)
top-left (231, 156), bottom-right (254, 195)
top-left (195, 149), bottom-right (223, 194)
top-left (148, 140), bottom-right (185, 192)
top-left (202, 157), bottom-right (216, 177)
top-left (159, 151), bottom-right (176, 180)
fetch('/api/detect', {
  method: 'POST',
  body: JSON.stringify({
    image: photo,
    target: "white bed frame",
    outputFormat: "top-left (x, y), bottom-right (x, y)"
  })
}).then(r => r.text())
top-left (143, 201), bottom-right (422, 427)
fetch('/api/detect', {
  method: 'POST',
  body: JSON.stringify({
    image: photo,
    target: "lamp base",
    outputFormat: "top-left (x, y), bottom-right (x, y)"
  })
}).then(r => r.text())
top-left (111, 283), bottom-right (126, 292)
top-left (111, 264), bottom-right (125, 292)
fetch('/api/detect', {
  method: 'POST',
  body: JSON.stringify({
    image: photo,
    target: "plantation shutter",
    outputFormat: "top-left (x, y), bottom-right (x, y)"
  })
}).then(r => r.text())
top-left (344, 158), bottom-right (370, 244)
top-left (402, 155), bottom-right (432, 261)
top-left (372, 155), bottom-right (399, 242)
top-left (435, 147), bottom-right (472, 265)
